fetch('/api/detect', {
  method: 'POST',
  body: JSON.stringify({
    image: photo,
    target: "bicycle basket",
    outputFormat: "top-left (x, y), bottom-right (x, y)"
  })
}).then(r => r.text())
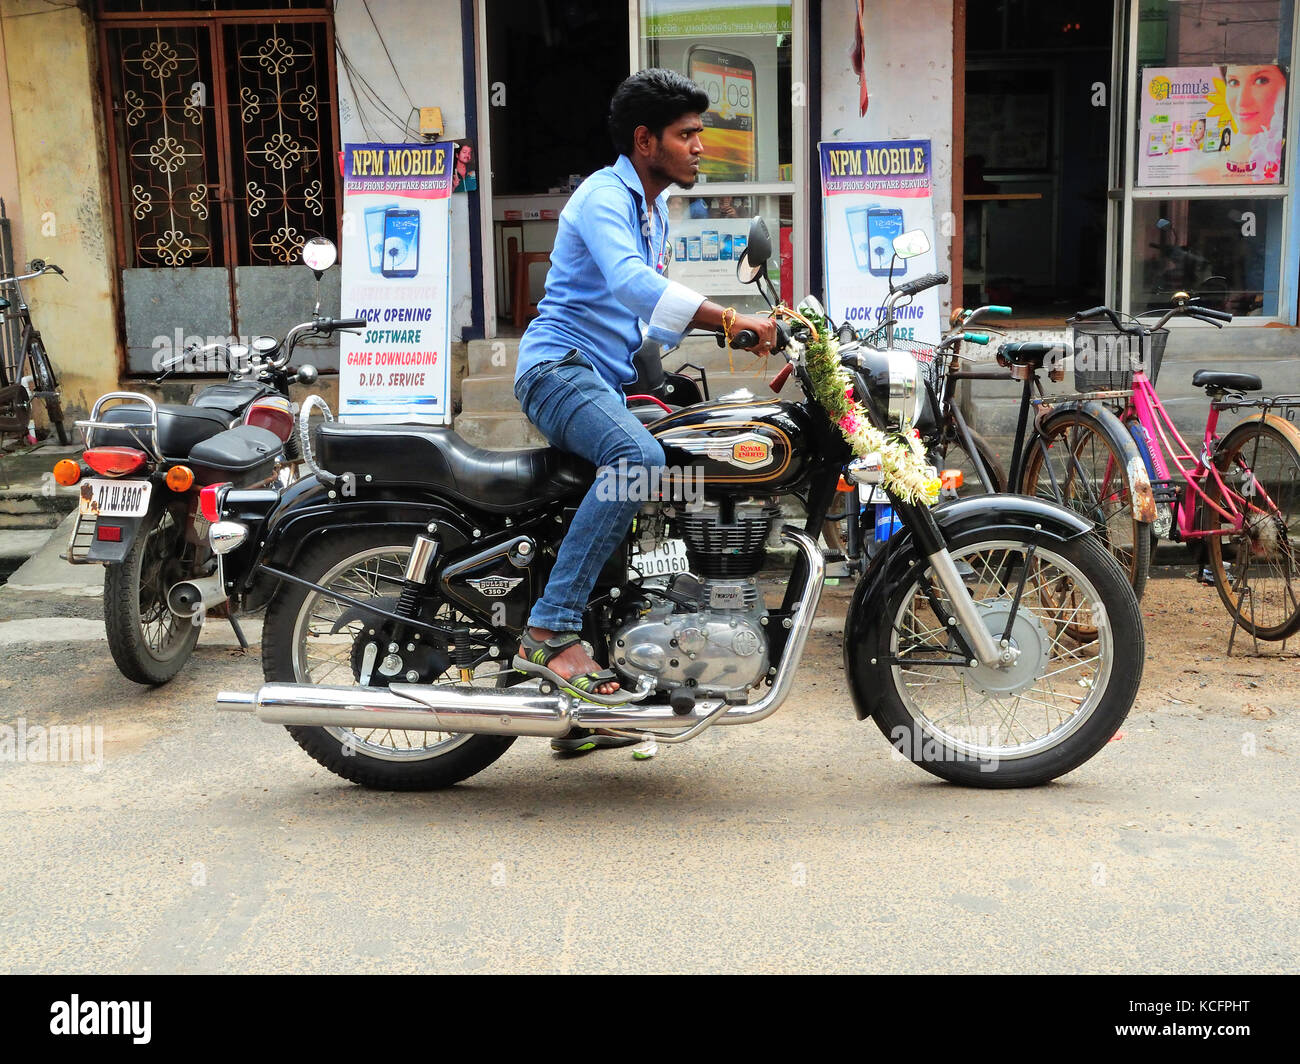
top-left (1071, 322), bottom-right (1168, 391)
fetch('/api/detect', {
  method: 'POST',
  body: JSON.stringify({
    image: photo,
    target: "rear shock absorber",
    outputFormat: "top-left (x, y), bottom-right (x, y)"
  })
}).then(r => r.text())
top-left (395, 534), bottom-right (438, 618)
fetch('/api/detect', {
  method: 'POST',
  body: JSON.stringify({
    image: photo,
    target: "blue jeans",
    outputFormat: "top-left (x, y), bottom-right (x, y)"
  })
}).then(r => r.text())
top-left (514, 350), bottom-right (665, 632)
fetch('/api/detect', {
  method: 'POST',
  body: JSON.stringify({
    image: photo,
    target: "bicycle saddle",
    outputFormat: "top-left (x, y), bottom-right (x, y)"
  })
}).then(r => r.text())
top-left (998, 341), bottom-right (1066, 367)
top-left (1192, 370), bottom-right (1262, 392)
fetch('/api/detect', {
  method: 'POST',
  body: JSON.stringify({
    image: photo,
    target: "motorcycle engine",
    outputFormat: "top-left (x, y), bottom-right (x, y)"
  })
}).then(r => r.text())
top-left (613, 498), bottom-right (779, 699)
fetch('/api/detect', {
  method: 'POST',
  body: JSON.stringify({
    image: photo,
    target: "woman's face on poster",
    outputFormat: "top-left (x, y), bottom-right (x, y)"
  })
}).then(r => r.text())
top-left (1225, 65), bottom-right (1286, 135)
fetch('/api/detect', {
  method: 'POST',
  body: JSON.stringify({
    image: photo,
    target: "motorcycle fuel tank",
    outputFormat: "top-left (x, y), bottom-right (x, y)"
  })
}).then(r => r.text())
top-left (650, 395), bottom-right (813, 492)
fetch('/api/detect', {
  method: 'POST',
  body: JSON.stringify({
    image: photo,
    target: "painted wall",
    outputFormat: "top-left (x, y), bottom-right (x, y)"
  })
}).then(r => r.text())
top-left (821, 0), bottom-right (954, 312)
top-left (0, 16), bottom-right (22, 256)
top-left (0, 0), bottom-right (119, 417)
top-left (334, 0), bottom-right (475, 339)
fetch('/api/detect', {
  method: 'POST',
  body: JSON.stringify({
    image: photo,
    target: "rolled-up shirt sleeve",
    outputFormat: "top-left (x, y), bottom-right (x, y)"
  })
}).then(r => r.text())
top-left (576, 186), bottom-right (705, 345)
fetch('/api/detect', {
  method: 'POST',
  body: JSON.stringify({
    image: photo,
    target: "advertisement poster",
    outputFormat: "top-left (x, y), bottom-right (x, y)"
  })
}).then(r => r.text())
top-left (819, 139), bottom-right (941, 345)
top-left (669, 214), bottom-right (752, 295)
top-left (339, 141), bottom-right (454, 424)
top-left (1139, 65), bottom-right (1287, 186)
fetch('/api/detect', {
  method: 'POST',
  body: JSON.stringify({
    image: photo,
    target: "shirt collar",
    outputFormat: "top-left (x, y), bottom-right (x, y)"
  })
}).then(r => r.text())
top-left (612, 154), bottom-right (668, 213)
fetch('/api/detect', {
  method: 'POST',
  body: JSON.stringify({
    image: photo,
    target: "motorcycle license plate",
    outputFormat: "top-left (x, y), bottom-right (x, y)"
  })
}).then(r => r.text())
top-left (632, 538), bottom-right (690, 577)
top-left (858, 483), bottom-right (887, 505)
top-left (79, 478), bottom-right (152, 518)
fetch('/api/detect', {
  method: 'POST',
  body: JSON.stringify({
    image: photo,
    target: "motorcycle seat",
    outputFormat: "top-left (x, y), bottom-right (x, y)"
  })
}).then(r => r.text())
top-left (1192, 370), bottom-right (1262, 392)
top-left (97, 403), bottom-right (233, 459)
top-left (192, 379), bottom-right (276, 417)
top-left (314, 422), bottom-right (594, 513)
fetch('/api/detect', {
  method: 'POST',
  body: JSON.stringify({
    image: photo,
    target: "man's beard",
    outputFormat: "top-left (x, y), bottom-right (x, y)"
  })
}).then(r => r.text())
top-left (650, 150), bottom-right (696, 190)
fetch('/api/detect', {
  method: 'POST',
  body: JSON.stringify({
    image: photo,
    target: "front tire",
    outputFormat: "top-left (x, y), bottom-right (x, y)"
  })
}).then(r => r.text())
top-left (855, 529), bottom-right (1143, 787)
top-left (261, 529), bottom-right (516, 790)
top-left (103, 502), bottom-right (202, 685)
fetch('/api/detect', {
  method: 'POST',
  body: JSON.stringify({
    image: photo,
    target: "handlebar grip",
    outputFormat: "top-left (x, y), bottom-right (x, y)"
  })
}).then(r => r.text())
top-left (1192, 306), bottom-right (1233, 322)
top-left (1074, 306), bottom-right (1110, 320)
top-left (894, 272), bottom-right (949, 298)
top-left (731, 328), bottom-right (759, 349)
top-left (770, 363), bottom-right (793, 392)
top-left (985, 305), bottom-right (1011, 315)
top-left (962, 333), bottom-right (991, 345)
top-left (334, 317), bottom-right (369, 330)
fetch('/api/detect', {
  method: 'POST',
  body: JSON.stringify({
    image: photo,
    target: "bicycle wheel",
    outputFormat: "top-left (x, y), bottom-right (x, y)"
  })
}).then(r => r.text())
top-left (930, 420), bottom-right (1006, 497)
top-left (1020, 410), bottom-right (1151, 607)
top-left (1203, 416), bottom-right (1300, 640)
top-left (25, 338), bottom-right (68, 445)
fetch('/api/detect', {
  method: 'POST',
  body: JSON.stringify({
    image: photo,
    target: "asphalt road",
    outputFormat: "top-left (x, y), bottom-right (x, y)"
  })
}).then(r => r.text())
top-left (0, 573), bottom-right (1296, 974)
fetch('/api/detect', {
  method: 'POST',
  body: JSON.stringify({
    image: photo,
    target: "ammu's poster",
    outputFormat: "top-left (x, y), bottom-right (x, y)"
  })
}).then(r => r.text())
top-left (339, 142), bottom-right (454, 423)
top-left (819, 139), bottom-right (941, 345)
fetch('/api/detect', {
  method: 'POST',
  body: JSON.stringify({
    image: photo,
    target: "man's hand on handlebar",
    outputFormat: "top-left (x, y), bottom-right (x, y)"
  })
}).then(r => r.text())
top-left (733, 312), bottom-right (778, 356)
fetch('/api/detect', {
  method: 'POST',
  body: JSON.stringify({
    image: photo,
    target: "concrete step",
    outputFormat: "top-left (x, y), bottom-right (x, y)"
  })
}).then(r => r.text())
top-left (0, 510), bottom-right (62, 530)
top-left (453, 412), bottom-right (546, 451)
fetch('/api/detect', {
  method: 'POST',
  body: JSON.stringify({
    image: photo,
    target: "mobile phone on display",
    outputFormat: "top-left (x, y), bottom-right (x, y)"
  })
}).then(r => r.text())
top-left (702, 230), bottom-right (720, 261)
top-left (866, 206), bottom-right (905, 277)
top-left (381, 209), bottom-right (420, 278)
top-left (720, 233), bottom-right (733, 260)
top-left (687, 46), bottom-right (756, 182)
top-left (365, 204), bottom-right (397, 274)
top-left (846, 207), bottom-right (871, 272)
top-left (687, 236), bottom-right (702, 261)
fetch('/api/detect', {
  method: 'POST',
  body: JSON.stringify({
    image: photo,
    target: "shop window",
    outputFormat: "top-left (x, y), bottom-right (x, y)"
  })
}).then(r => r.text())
top-left (640, 1), bottom-right (795, 311)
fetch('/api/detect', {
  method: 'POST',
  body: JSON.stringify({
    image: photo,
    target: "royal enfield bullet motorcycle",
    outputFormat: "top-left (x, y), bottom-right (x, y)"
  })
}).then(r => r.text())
top-left (214, 219), bottom-right (1145, 790)
top-left (56, 238), bottom-right (361, 684)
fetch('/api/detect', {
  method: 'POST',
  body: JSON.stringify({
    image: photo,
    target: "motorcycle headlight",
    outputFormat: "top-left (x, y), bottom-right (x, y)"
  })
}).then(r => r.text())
top-left (841, 346), bottom-right (926, 431)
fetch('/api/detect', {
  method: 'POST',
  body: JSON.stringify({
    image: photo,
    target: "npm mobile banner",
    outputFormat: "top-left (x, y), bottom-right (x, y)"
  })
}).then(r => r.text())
top-left (819, 140), bottom-right (940, 346)
top-left (340, 142), bottom-right (454, 424)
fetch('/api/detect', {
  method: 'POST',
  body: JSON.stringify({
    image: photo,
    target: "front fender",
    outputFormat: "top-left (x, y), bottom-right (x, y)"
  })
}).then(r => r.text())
top-left (1034, 401), bottom-right (1157, 524)
top-left (842, 494), bottom-right (1094, 720)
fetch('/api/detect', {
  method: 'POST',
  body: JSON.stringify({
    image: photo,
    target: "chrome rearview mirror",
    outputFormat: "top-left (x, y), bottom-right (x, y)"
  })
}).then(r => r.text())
top-left (302, 236), bottom-right (337, 276)
top-left (892, 229), bottom-right (930, 260)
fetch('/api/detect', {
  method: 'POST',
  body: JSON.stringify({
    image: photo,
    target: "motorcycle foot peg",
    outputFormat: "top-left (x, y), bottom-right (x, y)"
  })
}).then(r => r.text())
top-left (539, 681), bottom-right (554, 695)
top-left (670, 690), bottom-right (695, 716)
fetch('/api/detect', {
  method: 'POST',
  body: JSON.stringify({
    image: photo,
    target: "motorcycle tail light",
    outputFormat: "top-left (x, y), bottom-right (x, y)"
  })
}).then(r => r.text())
top-left (200, 482), bottom-right (232, 523)
top-left (83, 447), bottom-right (148, 477)
top-left (53, 459), bottom-right (82, 486)
top-left (245, 395), bottom-right (294, 441)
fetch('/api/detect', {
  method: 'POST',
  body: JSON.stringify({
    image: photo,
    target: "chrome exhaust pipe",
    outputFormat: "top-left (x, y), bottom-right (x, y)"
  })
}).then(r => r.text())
top-left (216, 683), bottom-right (576, 738)
top-left (168, 574), bottom-right (228, 620)
top-left (216, 527), bottom-right (825, 740)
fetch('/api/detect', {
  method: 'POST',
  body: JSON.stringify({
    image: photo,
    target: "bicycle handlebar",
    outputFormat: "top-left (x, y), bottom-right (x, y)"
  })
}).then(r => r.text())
top-left (894, 272), bottom-right (949, 298)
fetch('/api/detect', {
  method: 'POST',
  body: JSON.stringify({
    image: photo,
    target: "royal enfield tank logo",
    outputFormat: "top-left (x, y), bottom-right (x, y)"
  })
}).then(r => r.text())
top-left (731, 440), bottom-right (770, 466)
top-left (672, 431), bottom-right (775, 470)
top-left (467, 576), bottom-right (522, 598)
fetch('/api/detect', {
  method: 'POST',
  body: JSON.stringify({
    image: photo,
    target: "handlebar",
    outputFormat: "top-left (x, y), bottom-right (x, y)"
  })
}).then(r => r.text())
top-left (0, 261), bottom-right (66, 287)
top-left (963, 333), bottom-right (991, 345)
top-left (893, 271), bottom-right (949, 299)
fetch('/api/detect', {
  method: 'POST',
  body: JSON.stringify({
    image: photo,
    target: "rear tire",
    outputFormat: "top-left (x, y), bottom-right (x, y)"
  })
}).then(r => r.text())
top-left (103, 502), bottom-right (202, 685)
top-left (261, 529), bottom-right (516, 790)
top-left (1203, 416), bottom-right (1300, 640)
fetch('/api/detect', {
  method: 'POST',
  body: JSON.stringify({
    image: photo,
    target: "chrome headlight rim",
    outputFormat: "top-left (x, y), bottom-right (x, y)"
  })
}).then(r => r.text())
top-left (883, 348), bottom-right (924, 431)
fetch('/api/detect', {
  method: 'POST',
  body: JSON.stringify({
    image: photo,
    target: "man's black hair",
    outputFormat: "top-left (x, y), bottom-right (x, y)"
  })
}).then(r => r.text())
top-left (608, 68), bottom-right (710, 156)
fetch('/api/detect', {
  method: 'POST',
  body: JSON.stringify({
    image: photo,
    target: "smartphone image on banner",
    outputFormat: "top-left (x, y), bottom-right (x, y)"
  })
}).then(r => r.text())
top-left (365, 204), bottom-right (398, 274)
top-left (867, 206), bottom-right (906, 277)
top-left (382, 209), bottom-right (420, 278)
top-left (687, 46), bottom-right (756, 182)
top-left (720, 233), bottom-right (733, 260)
top-left (687, 236), bottom-right (702, 261)
top-left (701, 230), bottom-right (720, 261)
top-left (846, 207), bottom-right (872, 273)
top-left (732, 235), bottom-right (747, 261)
top-left (676, 237), bottom-right (688, 262)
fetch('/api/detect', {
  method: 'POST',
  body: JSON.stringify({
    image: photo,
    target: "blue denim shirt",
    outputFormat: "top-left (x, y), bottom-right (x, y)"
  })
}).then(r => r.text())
top-left (514, 155), bottom-right (705, 392)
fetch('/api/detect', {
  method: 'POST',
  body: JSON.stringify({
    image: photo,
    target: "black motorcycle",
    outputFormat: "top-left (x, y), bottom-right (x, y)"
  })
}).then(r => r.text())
top-left (58, 238), bottom-right (362, 684)
top-left (214, 219), bottom-right (1144, 790)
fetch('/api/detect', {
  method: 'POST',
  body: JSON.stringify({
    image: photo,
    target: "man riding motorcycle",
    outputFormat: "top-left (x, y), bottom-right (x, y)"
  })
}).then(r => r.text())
top-left (511, 68), bottom-right (776, 743)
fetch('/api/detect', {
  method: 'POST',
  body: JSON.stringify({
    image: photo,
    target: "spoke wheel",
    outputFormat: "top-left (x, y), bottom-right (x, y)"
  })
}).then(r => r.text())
top-left (1020, 412), bottom-right (1150, 623)
top-left (857, 531), bottom-right (1143, 787)
top-left (1204, 417), bottom-right (1300, 640)
top-left (930, 420), bottom-right (1007, 497)
top-left (262, 530), bottom-right (517, 789)
top-left (104, 503), bottom-right (203, 685)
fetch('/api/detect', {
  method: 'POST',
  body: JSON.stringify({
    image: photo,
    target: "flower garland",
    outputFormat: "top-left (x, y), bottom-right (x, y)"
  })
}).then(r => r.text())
top-left (785, 308), bottom-right (941, 506)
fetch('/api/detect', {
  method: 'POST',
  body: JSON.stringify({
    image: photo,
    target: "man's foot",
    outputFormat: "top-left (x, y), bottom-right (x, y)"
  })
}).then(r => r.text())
top-left (520, 627), bottom-right (619, 695)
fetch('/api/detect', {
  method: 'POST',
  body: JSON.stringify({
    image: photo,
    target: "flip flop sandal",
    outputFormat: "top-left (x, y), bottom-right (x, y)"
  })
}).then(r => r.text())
top-left (513, 630), bottom-right (643, 707)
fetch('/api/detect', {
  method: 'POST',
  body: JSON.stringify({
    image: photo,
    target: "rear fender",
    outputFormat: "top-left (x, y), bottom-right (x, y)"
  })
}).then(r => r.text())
top-left (842, 494), bottom-right (1094, 720)
top-left (1031, 401), bottom-right (1157, 523)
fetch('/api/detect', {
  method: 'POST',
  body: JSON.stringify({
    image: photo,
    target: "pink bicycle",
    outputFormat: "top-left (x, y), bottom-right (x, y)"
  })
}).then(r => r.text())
top-left (1070, 297), bottom-right (1300, 642)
